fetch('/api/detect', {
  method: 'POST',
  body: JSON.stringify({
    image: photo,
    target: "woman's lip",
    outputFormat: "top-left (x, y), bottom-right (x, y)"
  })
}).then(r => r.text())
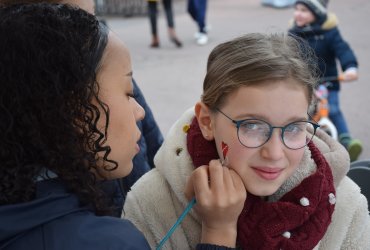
top-left (135, 133), bottom-right (141, 153)
top-left (252, 167), bottom-right (283, 181)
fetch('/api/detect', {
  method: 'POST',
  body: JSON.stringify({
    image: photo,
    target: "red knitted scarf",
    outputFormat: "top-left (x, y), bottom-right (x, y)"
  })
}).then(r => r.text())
top-left (186, 118), bottom-right (336, 250)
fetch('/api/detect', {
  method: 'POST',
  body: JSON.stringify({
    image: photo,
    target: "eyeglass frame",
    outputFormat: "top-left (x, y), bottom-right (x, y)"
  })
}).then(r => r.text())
top-left (215, 108), bottom-right (320, 150)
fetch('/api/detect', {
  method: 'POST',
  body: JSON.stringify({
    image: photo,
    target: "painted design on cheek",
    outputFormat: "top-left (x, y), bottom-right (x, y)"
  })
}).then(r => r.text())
top-left (221, 141), bottom-right (229, 166)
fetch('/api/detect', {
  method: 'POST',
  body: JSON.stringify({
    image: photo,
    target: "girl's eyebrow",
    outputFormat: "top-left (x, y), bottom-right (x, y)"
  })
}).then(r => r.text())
top-left (234, 113), bottom-right (308, 122)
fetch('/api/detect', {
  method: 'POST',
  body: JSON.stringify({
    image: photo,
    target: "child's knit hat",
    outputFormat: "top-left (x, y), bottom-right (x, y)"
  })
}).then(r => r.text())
top-left (296, 0), bottom-right (328, 21)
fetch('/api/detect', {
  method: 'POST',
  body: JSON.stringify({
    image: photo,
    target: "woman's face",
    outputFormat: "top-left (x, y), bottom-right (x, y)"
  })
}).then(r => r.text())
top-left (294, 3), bottom-right (316, 27)
top-left (198, 79), bottom-right (310, 197)
top-left (95, 32), bottom-right (145, 179)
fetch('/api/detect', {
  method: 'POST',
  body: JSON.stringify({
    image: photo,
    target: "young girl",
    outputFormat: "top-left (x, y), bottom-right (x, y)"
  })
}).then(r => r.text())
top-left (0, 4), bottom-right (242, 250)
top-left (289, 0), bottom-right (362, 162)
top-left (124, 33), bottom-right (370, 249)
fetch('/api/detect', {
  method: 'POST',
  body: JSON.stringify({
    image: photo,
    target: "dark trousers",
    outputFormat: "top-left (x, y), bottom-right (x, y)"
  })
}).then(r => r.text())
top-left (148, 0), bottom-right (174, 36)
top-left (328, 90), bottom-right (349, 136)
top-left (187, 0), bottom-right (207, 33)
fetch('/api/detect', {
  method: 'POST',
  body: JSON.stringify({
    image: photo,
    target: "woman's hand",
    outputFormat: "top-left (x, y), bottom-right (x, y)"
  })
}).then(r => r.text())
top-left (184, 159), bottom-right (246, 247)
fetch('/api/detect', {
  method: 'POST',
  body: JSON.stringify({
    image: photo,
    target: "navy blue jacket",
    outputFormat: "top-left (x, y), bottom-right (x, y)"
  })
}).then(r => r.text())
top-left (121, 80), bottom-right (163, 192)
top-left (0, 179), bottom-right (150, 250)
top-left (0, 178), bottom-right (234, 250)
top-left (289, 14), bottom-right (358, 91)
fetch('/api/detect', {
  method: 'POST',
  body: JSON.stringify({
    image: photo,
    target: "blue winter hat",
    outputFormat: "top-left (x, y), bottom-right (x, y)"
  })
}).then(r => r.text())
top-left (296, 0), bottom-right (328, 21)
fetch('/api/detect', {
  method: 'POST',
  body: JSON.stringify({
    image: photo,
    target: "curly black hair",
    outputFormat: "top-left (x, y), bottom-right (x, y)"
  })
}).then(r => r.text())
top-left (0, 3), bottom-right (116, 215)
top-left (0, 0), bottom-right (59, 5)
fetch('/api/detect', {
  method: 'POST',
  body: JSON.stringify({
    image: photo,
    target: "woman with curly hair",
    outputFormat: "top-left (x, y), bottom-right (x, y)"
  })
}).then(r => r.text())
top-left (0, 0), bottom-right (165, 211)
top-left (0, 3), bottom-right (245, 250)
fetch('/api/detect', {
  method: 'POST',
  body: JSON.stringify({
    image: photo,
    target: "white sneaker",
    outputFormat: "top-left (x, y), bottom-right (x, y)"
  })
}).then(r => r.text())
top-left (194, 26), bottom-right (211, 40)
top-left (194, 32), bottom-right (202, 40)
top-left (204, 25), bottom-right (212, 33)
top-left (196, 33), bottom-right (208, 45)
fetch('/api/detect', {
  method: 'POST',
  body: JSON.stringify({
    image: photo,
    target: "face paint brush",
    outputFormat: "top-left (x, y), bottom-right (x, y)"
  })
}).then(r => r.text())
top-left (156, 142), bottom-right (230, 249)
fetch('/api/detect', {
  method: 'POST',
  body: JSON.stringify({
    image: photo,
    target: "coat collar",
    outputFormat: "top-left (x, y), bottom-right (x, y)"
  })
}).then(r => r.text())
top-left (289, 12), bottom-right (338, 35)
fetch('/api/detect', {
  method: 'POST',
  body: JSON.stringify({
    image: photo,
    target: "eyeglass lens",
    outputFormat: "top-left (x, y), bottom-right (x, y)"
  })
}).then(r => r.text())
top-left (237, 120), bottom-right (315, 149)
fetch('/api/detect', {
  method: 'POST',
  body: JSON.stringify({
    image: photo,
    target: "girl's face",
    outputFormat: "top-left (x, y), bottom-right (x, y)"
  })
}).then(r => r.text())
top-left (96, 32), bottom-right (145, 179)
top-left (197, 79), bottom-right (310, 197)
top-left (294, 3), bottom-right (316, 27)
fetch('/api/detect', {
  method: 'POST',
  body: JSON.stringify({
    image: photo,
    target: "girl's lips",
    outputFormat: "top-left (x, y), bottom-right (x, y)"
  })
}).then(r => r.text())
top-left (252, 167), bottom-right (283, 181)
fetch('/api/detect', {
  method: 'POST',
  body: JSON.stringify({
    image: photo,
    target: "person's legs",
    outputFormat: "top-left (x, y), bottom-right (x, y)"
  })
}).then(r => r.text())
top-left (328, 90), bottom-right (349, 135)
top-left (187, 0), bottom-right (197, 22)
top-left (196, 0), bottom-right (207, 33)
top-left (148, 1), bottom-right (159, 47)
top-left (328, 90), bottom-right (362, 161)
top-left (162, 0), bottom-right (182, 47)
top-left (187, 0), bottom-right (208, 45)
top-left (193, 0), bottom-right (208, 45)
top-left (162, 0), bottom-right (174, 28)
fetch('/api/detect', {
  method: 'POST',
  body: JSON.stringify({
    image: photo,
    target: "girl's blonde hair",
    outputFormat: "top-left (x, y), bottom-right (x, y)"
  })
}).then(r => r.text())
top-left (202, 32), bottom-right (319, 110)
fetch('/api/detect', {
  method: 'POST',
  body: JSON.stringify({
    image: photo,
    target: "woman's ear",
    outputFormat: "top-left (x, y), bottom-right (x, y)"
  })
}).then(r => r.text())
top-left (194, 102), bottom-right (214, 141)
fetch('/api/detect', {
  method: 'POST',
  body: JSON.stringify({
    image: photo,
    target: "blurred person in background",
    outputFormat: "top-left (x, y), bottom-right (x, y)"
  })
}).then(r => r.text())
top-left (289, 0), bottom-right (362, 162)
top-left (187, 0), bottom-right (208, 45)
top-left (147, 0), bottom-right (182, 48)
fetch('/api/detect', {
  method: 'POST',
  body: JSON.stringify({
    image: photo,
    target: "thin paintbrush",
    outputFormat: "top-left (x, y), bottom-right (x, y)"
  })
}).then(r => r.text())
top-left (156, 141), bottom-right (230, 249)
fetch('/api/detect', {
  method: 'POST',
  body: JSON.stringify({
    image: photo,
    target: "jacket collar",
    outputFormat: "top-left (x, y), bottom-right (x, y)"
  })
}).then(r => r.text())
top-left (289, 12), bottom-right (338, 35)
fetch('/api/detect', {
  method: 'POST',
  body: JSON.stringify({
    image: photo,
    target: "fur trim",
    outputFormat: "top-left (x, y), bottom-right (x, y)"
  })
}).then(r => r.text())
top-left (322, 12), bottom-right (338, 30)
top-left (154, 108), bottom-right (197, 207)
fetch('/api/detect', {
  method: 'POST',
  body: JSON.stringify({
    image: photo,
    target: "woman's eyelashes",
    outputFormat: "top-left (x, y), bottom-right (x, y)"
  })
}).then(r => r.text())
top-left (126, 91), bottom-right (137, 100)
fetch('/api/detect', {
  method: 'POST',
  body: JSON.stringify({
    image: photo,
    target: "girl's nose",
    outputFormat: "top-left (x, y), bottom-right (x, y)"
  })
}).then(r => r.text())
top-left (260, 129), bottom-right (285, 161)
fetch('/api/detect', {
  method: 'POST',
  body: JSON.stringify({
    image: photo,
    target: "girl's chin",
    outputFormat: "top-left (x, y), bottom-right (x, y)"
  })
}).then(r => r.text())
top-left (247, 186), bottom-right (279, 197)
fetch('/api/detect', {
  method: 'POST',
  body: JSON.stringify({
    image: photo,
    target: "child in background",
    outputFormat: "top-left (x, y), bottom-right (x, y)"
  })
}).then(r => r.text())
top-left (289, 0), bottom-right (362, 161)
top-left (124, 33), bottom-right (370, 249)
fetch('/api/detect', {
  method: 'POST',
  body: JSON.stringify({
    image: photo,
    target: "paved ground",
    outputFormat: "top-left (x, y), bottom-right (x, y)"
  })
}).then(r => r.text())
top-left (104, 0), bottom-right (370, 160)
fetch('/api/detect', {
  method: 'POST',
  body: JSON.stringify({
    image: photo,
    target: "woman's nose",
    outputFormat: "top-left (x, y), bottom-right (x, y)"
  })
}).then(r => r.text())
top-left (134, 100), bottom-right (145, 122)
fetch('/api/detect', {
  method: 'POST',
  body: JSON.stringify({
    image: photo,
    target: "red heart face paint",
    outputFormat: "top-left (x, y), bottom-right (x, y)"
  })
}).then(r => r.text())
top-left (221, 141), bottom-right (229, 166)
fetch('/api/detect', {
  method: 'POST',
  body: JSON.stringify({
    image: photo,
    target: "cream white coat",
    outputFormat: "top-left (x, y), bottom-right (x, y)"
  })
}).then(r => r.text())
top-left (124, 108), bottom-right (370, 250)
